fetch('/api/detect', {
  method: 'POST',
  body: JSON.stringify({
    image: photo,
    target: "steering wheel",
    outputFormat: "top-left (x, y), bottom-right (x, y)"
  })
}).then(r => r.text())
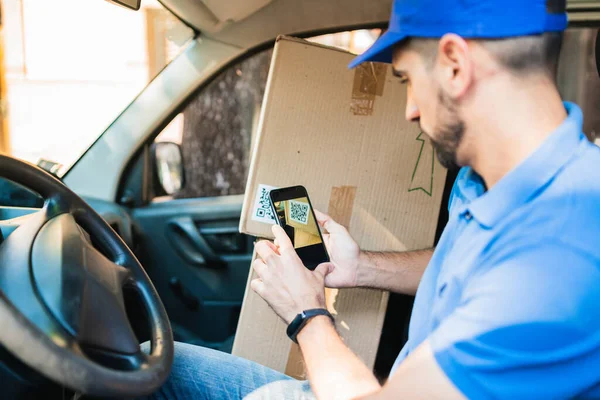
top-left (0, 155), bottom-right (173, 397)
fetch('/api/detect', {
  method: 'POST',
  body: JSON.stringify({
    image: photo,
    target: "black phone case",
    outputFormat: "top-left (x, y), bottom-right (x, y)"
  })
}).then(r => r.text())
top-left (269, 186), bottom-right (330, 269)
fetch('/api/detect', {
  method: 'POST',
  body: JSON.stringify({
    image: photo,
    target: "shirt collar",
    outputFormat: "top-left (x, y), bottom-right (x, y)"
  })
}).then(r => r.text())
top-left (465, 102), bottom-right (585, 228)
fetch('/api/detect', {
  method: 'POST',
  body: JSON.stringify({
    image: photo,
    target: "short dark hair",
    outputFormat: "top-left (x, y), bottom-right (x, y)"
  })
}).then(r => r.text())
top-left (405, 32), bottom-right (564, 80)
top-left (480, 32), bottom-right (564, 78)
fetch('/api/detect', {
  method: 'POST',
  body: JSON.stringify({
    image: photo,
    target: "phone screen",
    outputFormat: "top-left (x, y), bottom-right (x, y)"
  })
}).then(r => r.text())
top-left (270, 187), bottom-right (329, 270)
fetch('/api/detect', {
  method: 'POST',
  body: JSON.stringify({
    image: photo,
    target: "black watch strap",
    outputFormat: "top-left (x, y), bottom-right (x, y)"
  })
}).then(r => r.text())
top-left (286, 308), bottom-right (334, 344)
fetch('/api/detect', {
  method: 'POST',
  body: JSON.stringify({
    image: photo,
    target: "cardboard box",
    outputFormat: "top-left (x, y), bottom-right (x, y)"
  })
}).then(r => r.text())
top-left (233, 36), bottom-right (447, 377)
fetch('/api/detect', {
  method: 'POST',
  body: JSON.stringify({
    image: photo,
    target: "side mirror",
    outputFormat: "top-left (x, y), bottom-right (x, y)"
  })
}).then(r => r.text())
top-left (152, 142), bottom-right (185, 196)
top-left (105, 0), bottom-right (141, 11)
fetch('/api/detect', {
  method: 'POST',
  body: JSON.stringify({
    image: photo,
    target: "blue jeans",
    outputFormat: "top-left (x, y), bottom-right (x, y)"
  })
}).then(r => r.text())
top-left (142, 342), bottom-right (316, 400)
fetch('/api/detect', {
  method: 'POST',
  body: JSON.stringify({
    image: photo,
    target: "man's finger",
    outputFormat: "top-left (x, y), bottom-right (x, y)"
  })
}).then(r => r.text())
top-left (263, 240), bottom-right (280, 255)
top-left (255, 240), bottom-right (277, 263)
top-left (314, 209), bottom-right (345, 234)
top-left (314, 262), bottom-right (333, 281)
top-left (321, 233), bottom-right (331, 250)
top-left (252, 258), bottom-right (269, 279)
top-left (250, 278), bottom-right (266, 298)
top-left (271, 225), bottom-right (295, 253)
top-left (313, 209), bottom-right (329, 228)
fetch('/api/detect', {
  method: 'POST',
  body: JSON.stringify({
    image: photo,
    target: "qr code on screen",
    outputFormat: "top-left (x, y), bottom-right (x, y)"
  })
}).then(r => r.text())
top-left (289, 200), bottom-right (310, 225)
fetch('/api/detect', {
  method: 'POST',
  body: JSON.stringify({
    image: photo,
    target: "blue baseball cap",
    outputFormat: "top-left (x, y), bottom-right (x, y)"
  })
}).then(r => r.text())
top-left (349, 0), bottom-right (568, 69)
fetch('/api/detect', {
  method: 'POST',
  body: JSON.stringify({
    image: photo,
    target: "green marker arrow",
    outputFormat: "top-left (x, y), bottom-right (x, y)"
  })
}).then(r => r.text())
top-left (409, 132), bottom-right (435, 197)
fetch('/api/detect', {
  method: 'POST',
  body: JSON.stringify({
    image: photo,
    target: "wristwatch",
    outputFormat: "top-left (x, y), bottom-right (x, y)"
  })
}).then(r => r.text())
top-left (286, 308), bottom-right (334, 343)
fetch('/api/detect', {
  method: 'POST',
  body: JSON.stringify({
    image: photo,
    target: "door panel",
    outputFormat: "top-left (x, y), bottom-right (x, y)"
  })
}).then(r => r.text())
top-left (131, 195), bottom-right (252, 351)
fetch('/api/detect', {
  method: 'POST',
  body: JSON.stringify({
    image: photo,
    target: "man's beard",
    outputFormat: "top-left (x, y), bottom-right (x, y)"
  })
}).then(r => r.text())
top-left (423, 90), bottom-right (464, 170)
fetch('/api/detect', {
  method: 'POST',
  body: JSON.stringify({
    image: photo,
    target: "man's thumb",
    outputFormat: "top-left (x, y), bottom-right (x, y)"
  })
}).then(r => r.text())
top-left (314, 263), bottom-right (333, 280)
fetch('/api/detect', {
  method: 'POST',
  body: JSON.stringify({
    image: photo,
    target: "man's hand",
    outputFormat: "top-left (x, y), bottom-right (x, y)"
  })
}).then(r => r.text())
top-left (314, 210), bottom-right (361, 288)
top-left (252, 225), bottom-right (331, 324)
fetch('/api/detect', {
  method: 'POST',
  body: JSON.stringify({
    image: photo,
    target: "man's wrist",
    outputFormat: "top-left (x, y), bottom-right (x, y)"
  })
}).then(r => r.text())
top-left (296, 314), bottom-right (336, 344)
top-left (355, 251), bottom-right (374, 288)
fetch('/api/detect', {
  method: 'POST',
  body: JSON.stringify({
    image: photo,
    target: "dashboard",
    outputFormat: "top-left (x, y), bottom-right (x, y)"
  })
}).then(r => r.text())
top-left (0, 197), bottom-right (135, 249)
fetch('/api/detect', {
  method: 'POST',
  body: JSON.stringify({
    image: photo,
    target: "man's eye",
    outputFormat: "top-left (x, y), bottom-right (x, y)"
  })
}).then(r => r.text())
top-left (398, 76), bottom-right (409, 84)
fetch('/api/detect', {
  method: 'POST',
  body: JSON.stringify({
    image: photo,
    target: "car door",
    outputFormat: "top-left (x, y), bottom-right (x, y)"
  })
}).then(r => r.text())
top-left (118, 48), bottom-right (273, 353)
top-left (131, 196), bottom-right (252, 352)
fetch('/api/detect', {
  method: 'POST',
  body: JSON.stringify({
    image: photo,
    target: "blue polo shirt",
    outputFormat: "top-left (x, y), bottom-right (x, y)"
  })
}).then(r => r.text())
top-left (391, 102), bottom-right (600, 399)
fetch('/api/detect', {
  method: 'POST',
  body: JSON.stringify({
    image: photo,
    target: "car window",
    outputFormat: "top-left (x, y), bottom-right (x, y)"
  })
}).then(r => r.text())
top-left (153, 29), bottom-right (382, 199)
top-left (3, 0), bottom-right (193, 177)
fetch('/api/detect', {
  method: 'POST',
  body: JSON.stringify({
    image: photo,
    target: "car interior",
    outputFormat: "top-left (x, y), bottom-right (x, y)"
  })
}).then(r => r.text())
top-left (0, 0), bottom-right (598, 398)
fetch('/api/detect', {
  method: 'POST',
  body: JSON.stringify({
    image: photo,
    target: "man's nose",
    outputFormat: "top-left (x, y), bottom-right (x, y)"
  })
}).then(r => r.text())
top-left (405, 86), bottom-right (420, 122)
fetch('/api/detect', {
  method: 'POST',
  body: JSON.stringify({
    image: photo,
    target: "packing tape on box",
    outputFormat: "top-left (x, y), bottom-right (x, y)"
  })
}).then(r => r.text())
top-left (284, 185), bottom-right (357, 379)
top-left (350, 63), bottom-right (387, 116)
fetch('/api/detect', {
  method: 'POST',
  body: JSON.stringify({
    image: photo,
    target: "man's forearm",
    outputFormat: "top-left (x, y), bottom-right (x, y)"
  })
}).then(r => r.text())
top-left (298, 316), bottom-right (381, 400)
top-left (356, 248), bottom-right (434, 295)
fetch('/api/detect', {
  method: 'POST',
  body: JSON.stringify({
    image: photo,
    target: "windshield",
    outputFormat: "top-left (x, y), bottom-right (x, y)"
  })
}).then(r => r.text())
top-left (4, 0), bottom-right (194, 176)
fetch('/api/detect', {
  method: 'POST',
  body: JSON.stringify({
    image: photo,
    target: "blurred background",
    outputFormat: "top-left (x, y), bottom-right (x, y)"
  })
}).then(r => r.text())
top-left (0, 0), bottom-right (380, 177)
top-left (1, 0), bottom-right (193, 170)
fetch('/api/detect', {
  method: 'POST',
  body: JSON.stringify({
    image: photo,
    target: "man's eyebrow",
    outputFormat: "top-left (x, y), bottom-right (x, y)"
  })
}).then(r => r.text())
top-left (392, 68), bottom-right (407, 78)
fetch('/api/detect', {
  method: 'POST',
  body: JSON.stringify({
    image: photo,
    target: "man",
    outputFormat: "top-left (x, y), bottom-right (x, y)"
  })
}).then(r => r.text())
top-left (147, 0), bottom-right (600, 398)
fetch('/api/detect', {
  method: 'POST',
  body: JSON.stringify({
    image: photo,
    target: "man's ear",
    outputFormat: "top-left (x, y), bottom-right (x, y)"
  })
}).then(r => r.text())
top-left (436, 34), bottom-right (473, 99)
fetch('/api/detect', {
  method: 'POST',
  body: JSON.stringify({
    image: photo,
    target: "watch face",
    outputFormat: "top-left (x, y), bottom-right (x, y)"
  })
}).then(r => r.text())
top-left (287, 309), bottom-right (334, 343)
top-left (286, 313), bottom-right (306, 344)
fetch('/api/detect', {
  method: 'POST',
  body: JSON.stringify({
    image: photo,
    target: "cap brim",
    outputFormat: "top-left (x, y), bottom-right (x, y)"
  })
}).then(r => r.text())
top-left (348, 31), bottom-right (408, 69)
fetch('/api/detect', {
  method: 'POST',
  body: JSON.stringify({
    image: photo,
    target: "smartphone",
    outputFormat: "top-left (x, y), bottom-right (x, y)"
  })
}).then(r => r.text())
top-left (269, 186), bottom-right (330, 270)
